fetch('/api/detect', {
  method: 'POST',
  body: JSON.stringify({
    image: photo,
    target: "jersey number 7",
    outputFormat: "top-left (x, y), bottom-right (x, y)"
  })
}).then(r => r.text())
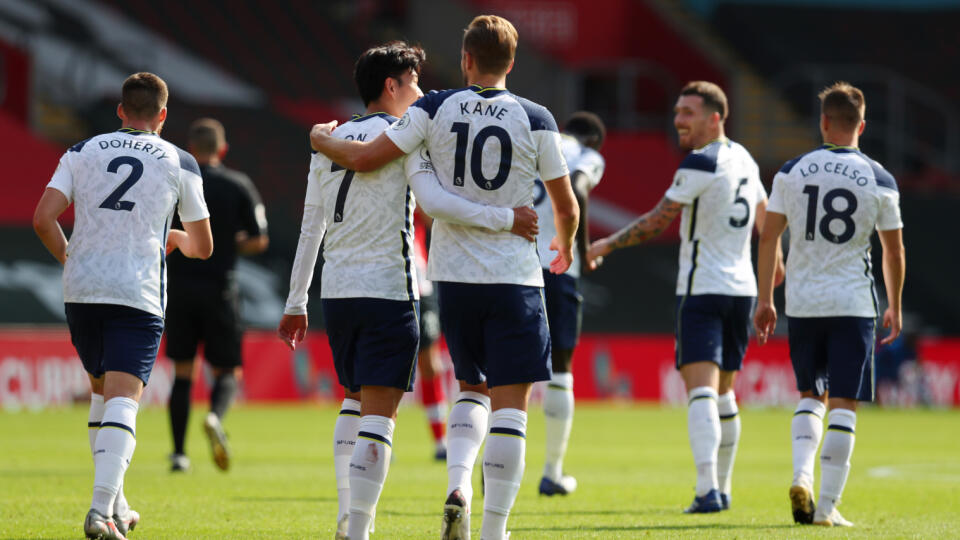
top-left (330, 162), bottom-right (355, 222)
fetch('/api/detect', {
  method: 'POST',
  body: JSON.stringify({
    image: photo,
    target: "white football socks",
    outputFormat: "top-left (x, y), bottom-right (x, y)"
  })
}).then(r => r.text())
top-left (347, 415), bottom-right (395, 540)
top-left (687, 386), bottom-right (720, 496)
top-left (91, 397), bottom-right (138, 516)
top-left (481, 408), bottom-right (527, 540)
top-left (334, 398), bottom-right (361, 521)
top-left (791, 398), bottom-right (826, 489)
top-left (716, 390), bottom-right (740, 497)
top-left (543, 372), bottom-right (574, 481)
top-left (446, 391), bottom-right (491, 506)
top-left (818, 408), bottom-right (856, 517)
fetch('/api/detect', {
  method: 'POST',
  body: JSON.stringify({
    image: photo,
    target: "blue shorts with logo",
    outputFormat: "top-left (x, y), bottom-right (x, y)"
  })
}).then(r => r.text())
top-left (542, 269), bottom-right (582, 351)
top-left (675, 294), bottom-right (755, 371)
top-left (321, 298), bottom-right (420, 393)
top-left (787, 316), bottom-right (876, 401)
top-left (65, 303), bottom-right (164, 385)
top-left (437, 281), bottom-right (551, 388)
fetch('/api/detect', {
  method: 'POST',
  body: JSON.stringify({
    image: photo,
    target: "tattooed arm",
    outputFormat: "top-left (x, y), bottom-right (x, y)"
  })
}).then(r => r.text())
top-left (586, 196), bottom-right (684, 265)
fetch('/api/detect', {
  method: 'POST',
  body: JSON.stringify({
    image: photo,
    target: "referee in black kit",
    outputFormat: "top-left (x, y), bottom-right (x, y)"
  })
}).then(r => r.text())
top-left (166, 118), bottom-right (269, 472)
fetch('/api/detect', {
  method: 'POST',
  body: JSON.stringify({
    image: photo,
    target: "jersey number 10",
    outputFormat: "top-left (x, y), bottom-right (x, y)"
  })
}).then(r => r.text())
top-left (450, 122), bottom-right (513, 191)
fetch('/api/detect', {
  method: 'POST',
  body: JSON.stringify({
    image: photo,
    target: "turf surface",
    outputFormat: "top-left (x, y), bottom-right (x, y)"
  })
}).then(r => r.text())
top-left (1, 403), bottom-right (958, 539)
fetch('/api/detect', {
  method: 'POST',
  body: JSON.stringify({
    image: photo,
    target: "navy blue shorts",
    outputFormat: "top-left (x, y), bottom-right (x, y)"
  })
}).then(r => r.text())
top-left (787, 316), bottom-right (876, 401)
top-left (437, 281), bottom-right (551, 388)
top-left (675, 294), bottom-right (755, 371)
top-left (542, 270), bottom-right (582, 351)
top-left (65, 303), bottom-right (164, 385)
top-left (321, 298), bottom-right (420, 393)
top-left (418, 291), bottom-right (441, 349)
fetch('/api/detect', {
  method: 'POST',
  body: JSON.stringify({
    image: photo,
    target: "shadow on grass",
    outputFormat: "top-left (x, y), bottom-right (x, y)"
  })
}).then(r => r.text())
top-left (232, 496), bottom-right (336, 503)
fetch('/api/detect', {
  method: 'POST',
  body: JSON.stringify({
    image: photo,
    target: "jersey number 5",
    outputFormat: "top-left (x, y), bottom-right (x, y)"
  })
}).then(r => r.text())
top-left (802, 185), bottom-right (857, 243)
top-left (100, 156), bottom-right (143, 211)
top-left (450, 122), bottom-right (512, 190)
top-left (330, 162), bottom-right (355, 222)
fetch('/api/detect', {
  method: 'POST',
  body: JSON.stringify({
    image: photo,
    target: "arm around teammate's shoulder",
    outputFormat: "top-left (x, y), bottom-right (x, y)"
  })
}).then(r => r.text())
top-left (310, 124), bottom-right (405, 172)
top-left (878, 228), bottom-right (905, 345)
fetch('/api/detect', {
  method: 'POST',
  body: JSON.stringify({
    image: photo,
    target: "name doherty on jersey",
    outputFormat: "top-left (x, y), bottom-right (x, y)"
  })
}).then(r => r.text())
top-left (98, 138), bottom-right (167, 160)
top-left (460, 101), bottom-right (508, 120)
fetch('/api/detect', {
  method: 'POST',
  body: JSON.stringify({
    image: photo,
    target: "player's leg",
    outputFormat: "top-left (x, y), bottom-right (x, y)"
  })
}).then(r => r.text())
top-left (540, 271), bottom-right (581, 496)
top-left (168, 359), bottom-right (195, 471)
top-left (437, 281), bottom-right (491, 537)
top-left (201, 285), bottom-right (244, 471)
top-left (676, 295), bottom-right (723, 513)
top-left (334, 388), bottom-right (362, 539)
top-left (813, 317), bottom-right (874, 527)
top-left (480, 284), bottom-right (552, 540)
top-left (785, 316), bottom-right (830, 523)
top-left (417, 294), bottom-right (448, 460)
top-left (343, 298), bottom-right (419, 540)
top-left (714, 296), bottom-right (752, 510)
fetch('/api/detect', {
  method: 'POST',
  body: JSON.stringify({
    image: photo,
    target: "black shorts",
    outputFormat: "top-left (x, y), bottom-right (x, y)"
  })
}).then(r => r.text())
top-left (321, 298), bottom-right (420, 393)
top-left (437, 281), bottom-right (551, 388)
top-left (542, 270), bottom-right (582, 351)
top-left (675, 294), bottom-right (755, 371)
top-left (787, 316), bottom-right (876, 401)
top-left (165, 280), bottom-right (243, 368)
top-left (65, 303), bottom-right (164, 385)
top-left (419, 290), bottom-right (441, 349)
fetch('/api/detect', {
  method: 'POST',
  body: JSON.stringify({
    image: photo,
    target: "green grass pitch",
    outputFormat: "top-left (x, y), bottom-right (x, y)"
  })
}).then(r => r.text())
top-left (2, 403), bottom-right (958, 539)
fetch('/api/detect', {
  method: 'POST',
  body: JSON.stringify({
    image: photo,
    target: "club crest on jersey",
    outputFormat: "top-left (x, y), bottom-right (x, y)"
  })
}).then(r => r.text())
top-left (393, 113), bottom-right (410, 130)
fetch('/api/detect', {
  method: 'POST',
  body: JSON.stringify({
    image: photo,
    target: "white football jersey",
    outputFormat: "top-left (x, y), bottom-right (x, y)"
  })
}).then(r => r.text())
top-left (768, 144), bottom-right (903, 318)
top-left (534, 133), bottom-right (604, 278)
top-left (665, 139), bottom-right (765, 297)
top-left (304, 113), bottom-right (418, 302)
top-left (386, 85), bottom-right (569, 286)
top-left (47, 128), bottom-right (209, 318)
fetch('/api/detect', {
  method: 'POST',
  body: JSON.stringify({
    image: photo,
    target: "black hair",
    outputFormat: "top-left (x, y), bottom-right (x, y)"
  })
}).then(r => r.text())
top-left (564, 111), bottom-right (606, 150)
top-left (354, 41), bottom-right (426, 106)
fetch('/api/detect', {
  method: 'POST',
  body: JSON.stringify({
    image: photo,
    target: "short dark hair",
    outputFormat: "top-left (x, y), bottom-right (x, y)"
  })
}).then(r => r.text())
top-left (679, 81), bottom-right (728, 121)
top-left (564, 111), bottom-right (606, 150)
top-left (121, 72), bottom-right (168, 120)
top-left (188, 118), bottom-right (225, 156)
top-left (462, 15), bottom-right (518, 75)
top-left (354, 41), bottom-right (426, 106)
top-left (818, 81), bottom-right (865, 131)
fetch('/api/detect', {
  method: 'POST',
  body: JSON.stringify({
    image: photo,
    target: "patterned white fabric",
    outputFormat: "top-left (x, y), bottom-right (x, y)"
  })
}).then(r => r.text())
top-left (768, 145), bottom-right (902, 317)
top-left (47, 129), bottom-right (208, 317)
top-left (534, 133), bottom-right (605, 278)
top-left (665, 139), bottom-right (766, 297)
top-left (386, 85), bottom-right (569, 286)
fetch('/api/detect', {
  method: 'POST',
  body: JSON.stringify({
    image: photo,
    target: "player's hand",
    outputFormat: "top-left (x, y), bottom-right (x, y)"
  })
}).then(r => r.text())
top-left (278, 314), bottom-right (308, 351)
top-left (510, 206), bottom-right (538, 242)
top-left (548, 236), bottom-right (573, 274)
top-left (309, 121), bottom-right (338, 151)
top-left (880, 307), bottom-right (902, 345)
top-left (586, 238), bottom-right (613, 268)
top-left (753, 300), bottom-right (777, 345)
top-left (166, 229), bottom-right (187, 255)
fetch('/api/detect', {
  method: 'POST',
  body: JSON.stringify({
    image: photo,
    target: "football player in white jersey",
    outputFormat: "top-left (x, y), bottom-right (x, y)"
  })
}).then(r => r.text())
top-left (588, 81), bottom-right (783, 513)
top-left (307, 16), bottom-right (579, 540)
top-left (33, 72), bottom-right (212, 540)
top-left (754, 82), bottom-right (905, 528)
top-left (533, 111), bottom-right (606, 497)
top-left (276, 41), bottom-right (538, 540)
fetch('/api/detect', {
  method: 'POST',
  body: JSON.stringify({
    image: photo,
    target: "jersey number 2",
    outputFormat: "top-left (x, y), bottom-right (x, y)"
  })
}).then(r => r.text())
top-left (330, 162), bottom-right (355, 222)
top-left (100, 156), bottom-right (143, 211)
top-left (450, 122), bottom-right (512, 190)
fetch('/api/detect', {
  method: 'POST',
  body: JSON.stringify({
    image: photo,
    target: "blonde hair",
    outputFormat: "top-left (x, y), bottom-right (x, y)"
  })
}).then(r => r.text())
top-left (462, 15), bottom-right (518, 75)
